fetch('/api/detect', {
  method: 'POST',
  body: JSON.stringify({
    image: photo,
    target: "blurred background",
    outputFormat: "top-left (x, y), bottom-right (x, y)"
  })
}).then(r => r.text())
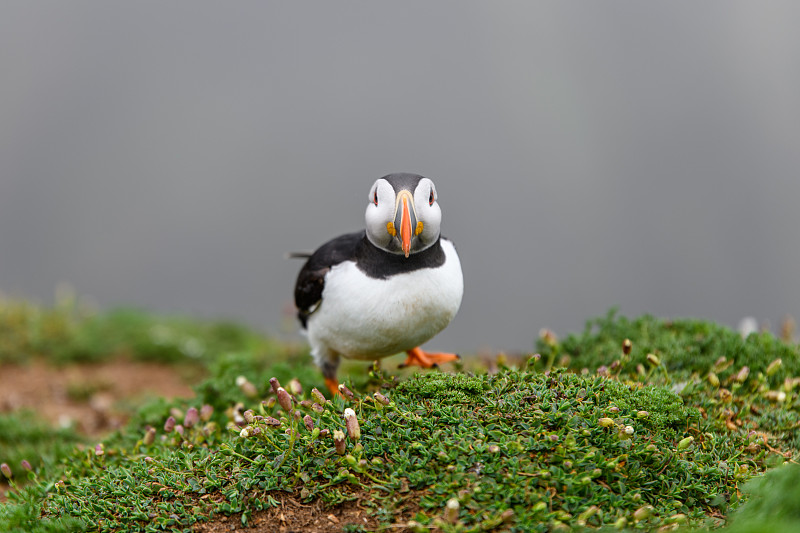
top-left (1, 2), bottom-right (799, 356)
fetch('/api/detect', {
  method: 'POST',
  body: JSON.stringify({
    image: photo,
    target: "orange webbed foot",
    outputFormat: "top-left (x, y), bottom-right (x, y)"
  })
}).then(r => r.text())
top-left (399, 347), bottom-right (460, 369)
top-left (324, 377), bottom-right (340, 398)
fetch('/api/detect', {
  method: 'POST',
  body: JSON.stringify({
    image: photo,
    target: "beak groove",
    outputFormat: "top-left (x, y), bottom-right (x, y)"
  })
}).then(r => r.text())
top-left (392, 190), bottom-right (417, 258)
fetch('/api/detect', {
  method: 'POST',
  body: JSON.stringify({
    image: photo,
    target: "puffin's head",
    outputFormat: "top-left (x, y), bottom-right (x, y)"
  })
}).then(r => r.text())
top-left (365, 173), bottom-right (442, 257)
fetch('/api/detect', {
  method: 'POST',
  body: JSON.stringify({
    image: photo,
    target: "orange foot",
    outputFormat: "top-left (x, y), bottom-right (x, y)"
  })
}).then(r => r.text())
top-left (399, 347), bottom-right (460, 369)
top-left (324, 377), bottom-right (340, 397)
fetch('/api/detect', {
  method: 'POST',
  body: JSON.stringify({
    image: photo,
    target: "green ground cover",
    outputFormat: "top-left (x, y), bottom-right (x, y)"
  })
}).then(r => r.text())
top-left (2, 301), bottom-right (800, 532)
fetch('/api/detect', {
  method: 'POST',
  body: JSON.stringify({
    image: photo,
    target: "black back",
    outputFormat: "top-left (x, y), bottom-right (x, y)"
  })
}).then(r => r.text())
top-left (294, 231), bottom-right (446, 328)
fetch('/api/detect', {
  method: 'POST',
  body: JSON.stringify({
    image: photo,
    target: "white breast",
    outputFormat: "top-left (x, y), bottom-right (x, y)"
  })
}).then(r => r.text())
top-left (306, 239), bottom-right (463, 360)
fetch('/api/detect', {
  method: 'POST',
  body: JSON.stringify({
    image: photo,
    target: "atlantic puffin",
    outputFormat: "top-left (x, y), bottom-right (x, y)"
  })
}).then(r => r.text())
top-left (294, 173), bottom-right (463, 396)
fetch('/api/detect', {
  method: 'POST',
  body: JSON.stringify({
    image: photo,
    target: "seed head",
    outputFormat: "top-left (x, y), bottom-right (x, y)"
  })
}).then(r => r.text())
top-left (311, 387), bottom-right (327, 405)
top-left (539, 328), bottom-right (557, 346)
top-left (444, 498), bottom-right (460, 523)
top-left (765, 390), bottom-right (787, 402)
top-left (311, 402), bottom-right (324, 413)
top-left (303, 415), bottom-right (314, 432)
top-left (646, 353), bottom-right (660, 366)
top-left (183, 407), bottom-right (199, 428)
top-left (243, 409), bottom-right (255, 424)
top-left (333, 430), bottom-right (346, 455)
top-left (374, 391), bottom-right (391, 405)
top-left (338, 383), bottom-right (355, 400)
top-left (767, 358), bottom-right (783, 376)
top-left (734, 366), bottom-right (750, 383)
top-left (633, 505), bottom-right (653, 522)
top-left (622, 338), bottom-right (632, 355)
top-left (143, 426), bottom-right (156, 446)
top-left (678, 436), bottom-right (694, 451)
top-left (598, 417), bottom-right (615, 428)
top-left (707, 372), bottom-right (720, 387)
top-left (264, 416), bottom-right (281, 427)
top-left (344, 408), bottom-right (361, 441)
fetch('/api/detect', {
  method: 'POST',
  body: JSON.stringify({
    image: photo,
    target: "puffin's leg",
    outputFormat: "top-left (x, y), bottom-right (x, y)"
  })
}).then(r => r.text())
top-left (400, 347), bottom-right (460, 369)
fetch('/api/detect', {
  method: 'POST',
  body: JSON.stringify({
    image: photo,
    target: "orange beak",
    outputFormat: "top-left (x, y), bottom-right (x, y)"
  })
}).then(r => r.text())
top-left (400, 196), bottom-right (412, 257)
top-left (391, 190), bottom-right (421, 258)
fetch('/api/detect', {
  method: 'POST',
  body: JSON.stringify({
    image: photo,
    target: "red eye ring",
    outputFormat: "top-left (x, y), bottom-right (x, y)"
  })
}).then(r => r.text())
top-left (373, 190), bottom-right (378, 206)
top-left (428, 189), bottom-right (434, 206)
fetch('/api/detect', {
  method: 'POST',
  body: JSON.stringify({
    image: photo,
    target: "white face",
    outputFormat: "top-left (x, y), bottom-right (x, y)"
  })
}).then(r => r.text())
top-left (365, 176), bottom-right (442, 255)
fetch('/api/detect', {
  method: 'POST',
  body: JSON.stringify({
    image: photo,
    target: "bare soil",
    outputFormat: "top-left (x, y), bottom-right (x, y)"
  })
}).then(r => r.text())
top-left (0, 358), bottom-right (196, 435)
top-left (193, 491), bottom-right (382, 533)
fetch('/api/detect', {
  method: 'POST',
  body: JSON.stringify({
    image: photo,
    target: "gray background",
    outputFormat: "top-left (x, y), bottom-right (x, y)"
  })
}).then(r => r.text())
top-left (2, 2), bottom-right (799, 355)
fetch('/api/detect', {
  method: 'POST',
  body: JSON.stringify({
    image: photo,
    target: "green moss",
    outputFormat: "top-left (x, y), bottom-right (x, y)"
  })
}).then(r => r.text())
top-left (539, 309), bottom-right (800, 386)
top-left (396, 371), bottom-right (488, 402)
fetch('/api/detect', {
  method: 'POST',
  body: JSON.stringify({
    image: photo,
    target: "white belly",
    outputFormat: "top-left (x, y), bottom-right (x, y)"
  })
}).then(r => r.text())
top-left (306, 239), bottom-right (463, 360)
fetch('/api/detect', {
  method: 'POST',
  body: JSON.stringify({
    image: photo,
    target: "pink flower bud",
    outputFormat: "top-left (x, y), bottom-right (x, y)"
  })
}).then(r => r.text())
top-left (269, 377), bottom-right (282, 395)
top-left (164, 416), bottom-right (176, 432)
top-left (1, 463), bottom-right (12, 478)
top-left (288, 378), bottom-right (303, 396)
top-left (183, 407), bottom-right (199, 428)
top-left (95, 443), bottom-right (105, 456)
top-left (20, 460), bottom-right (32, 472)
top-left (303, 415), bottom-right (314, 432)
top-left (277, 387), bottom-right (293, 412)
top-left (236, 376), bottom-right (258, 398)
top-left (200, 404), bottom-right (214, 421)
top-left (243, 409), bottom-right (255, 424)
top-left (312, 402), bottom-right (324, 413)
top-left (264, 416), bottom-right (281, 427)
top-left (344, 408), bottom-right (361, 441)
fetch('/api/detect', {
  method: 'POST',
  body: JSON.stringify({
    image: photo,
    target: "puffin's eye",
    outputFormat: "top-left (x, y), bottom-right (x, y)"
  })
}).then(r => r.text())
top-left (373, 190), bottom-right (378, 206)
top-left (428, 189), bottom-right (435, 206)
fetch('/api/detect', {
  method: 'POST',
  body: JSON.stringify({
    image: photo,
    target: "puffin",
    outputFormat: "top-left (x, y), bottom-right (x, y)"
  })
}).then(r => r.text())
top-left (294, 173), bottom-right (463, 396)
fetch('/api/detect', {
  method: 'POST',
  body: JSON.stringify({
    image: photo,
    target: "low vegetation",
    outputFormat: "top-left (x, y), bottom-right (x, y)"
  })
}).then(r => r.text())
top-left (2, 299), bottom-right (800, 531)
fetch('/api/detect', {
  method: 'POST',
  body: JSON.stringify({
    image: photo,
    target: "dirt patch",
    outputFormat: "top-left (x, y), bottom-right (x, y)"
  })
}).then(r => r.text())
top-left (193, 492), bottom-right (379, 533)
top-left (0, 358), bottom-right (196, 435)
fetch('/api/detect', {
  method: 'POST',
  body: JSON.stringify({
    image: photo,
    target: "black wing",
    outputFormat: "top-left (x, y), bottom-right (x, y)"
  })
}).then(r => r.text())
top-left (294, 231), bottom-right (364, 328)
